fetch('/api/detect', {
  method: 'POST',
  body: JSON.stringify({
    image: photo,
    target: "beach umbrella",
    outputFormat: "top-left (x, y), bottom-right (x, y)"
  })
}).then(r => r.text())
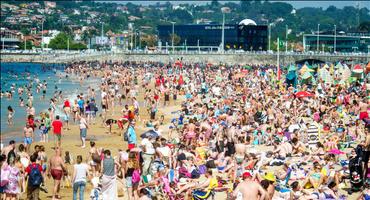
top-left (319, 67), bottom-right (332, 83)
top-left (352, 64), bottom-right (364, 74)
top-left (286, 71), bottom-right (296, 80)
top-left (244, 65), bottom-right (252, 70)
top-left (300, 64), bottom-right (314, 75)
top-left (301, 71), bottom-right (312, 79)
top-left (140, 130), bottom-right (159, 138)
top-left (307, 123), bottom-right (319, 149)
top-left (295, 91), bottom-right (315, 98)
top-left (335, 62), bottom-right (344, 69)
top-left (241, 69), bottom-right (249, 74)
top-left (288, 65), bottom-right (297, 72)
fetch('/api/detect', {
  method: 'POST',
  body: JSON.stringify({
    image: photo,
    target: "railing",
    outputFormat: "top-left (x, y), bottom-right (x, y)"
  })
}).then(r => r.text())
top-left (1, 49), bottom-right (369, 59)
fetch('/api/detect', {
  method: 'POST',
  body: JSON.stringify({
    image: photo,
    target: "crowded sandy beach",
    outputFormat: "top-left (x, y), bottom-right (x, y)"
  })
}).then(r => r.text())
top-left (0, 60), bottom-right (369, 200)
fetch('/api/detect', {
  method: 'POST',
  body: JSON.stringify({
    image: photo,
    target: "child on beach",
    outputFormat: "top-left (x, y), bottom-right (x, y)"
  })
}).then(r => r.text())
top-left (62, 151), bottom-right (73, 189)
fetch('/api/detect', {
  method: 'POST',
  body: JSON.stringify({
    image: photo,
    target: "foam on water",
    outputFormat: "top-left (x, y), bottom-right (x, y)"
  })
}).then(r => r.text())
top-left (0, 62), bottom-right (101, 142)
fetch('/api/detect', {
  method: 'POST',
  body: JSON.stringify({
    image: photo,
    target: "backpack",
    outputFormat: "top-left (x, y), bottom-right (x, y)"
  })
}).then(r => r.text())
top-left (132, 169), bottom-right (141, 184)
top-left (28, 164), bottom-right (43, 187)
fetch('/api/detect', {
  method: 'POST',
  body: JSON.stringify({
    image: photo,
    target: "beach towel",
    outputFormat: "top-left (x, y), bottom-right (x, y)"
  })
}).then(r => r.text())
top-left (101, 175), bottom-right (117, 200)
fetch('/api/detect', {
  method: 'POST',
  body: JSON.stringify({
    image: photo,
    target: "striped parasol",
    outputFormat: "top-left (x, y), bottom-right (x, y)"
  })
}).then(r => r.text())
top-left (307, 123), bottom-right (319, 148)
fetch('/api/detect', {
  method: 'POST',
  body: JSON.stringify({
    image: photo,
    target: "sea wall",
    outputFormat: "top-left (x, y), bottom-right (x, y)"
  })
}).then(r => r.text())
top-left (1, 52), bottom-right (369, 65)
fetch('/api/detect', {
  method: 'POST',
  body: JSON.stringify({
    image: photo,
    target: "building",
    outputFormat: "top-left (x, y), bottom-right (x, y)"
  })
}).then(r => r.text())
top-left (0, 27), bottom-right (22, 49)
top-left (157, 19), bottom-right (267, 51)
top-left (303, 32), bottom-right (370, 53)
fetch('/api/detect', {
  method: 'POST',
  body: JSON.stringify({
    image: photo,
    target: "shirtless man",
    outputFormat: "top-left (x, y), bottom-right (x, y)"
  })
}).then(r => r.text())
top-left (273, 140), bottom-right (293, 159)
top-left (48, 148), bottom-right (66, 200)
top-left (233, 172), bottom-right (267, 200)
top-left (235, 136), bottom-right (247, 164)
top-left (359, 100), bottom-right (369, 121)
top-left (1, 140), bottom-right (16, 159)
top-left (23, 123), bottom-right (34, 153)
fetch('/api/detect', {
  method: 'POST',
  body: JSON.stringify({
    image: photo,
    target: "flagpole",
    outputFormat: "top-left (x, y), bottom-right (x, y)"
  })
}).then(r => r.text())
top-left (277, 37), bottom-right (280, 81)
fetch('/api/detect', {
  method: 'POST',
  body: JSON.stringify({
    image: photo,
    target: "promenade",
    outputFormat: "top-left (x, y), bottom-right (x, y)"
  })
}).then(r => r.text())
top-left (1, 50), bottom-right (369, 65)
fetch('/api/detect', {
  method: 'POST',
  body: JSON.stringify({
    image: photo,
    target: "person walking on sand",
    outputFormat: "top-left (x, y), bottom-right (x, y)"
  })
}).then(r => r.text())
top-left (127, 121), bottom-right (137, 150)
top-left (23, 123), bottom-right (34, 153)
top-left (72, 155), bottom-right (90, 200)
top-left (25, 154), bottom-right (44, 200)
top-left (51, 115), bottom-right (63, 148)
top-left (78, 114), bottom-right (88, 148)
top-left (48, 148), bottom-right (66, 200)
top-left (101, 149), bottom-right (120, 200)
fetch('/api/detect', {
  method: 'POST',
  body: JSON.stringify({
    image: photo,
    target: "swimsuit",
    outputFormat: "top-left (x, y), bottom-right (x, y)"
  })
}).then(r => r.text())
top-left (51, 169), bottom-right (63, 180)
top-left (235, 155), bottom-right (244, 164)
top-left (24, 137), bottom-right (32, 145)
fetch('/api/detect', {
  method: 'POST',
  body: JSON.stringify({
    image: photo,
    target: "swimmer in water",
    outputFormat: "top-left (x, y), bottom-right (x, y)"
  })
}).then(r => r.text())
top-left (7, 106), bottom-right (15, 125)
top-left (19, 97), bottom-right (24, 107)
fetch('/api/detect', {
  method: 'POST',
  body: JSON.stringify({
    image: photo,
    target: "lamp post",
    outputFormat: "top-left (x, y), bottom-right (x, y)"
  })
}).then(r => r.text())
top-left (221, 12), bottom-right (225, 53)
top-left (334, 25), bottom-right (336, 53)
top-left (317, 24), bottom-right (320, 52)
top-left (268, 20), bottom-right (271, 51)
top-left (220, 7), bottom-right (230, 53)
top-left (41, 18), bottom-right (44, 51)
top-left (171, 21), bottom-right (175, 53)
top-left (285, 25), bottom-right (288, 53)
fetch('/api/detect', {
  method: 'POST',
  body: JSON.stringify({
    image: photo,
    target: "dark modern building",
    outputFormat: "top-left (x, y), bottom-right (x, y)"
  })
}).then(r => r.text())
top-left (157, 19), bottom-right (268, 51)
top-left (303, 32), bottom-right (370, 53)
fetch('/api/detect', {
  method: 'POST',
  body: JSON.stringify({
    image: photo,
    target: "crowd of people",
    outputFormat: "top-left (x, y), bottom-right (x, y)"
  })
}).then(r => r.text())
top-left (1, 60), bottom-right (369, 200)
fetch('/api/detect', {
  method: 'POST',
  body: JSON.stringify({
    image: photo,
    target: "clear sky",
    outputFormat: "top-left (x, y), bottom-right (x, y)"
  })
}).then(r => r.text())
top-left (111, 1), bottom-right (369, 9)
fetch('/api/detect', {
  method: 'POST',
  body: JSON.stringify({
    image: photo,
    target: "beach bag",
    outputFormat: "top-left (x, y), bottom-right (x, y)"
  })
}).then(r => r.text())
top-left (0, 167), bottom-right (10, 187)
top-left (29, 164), bottom-right (43, 187)
top-left (132, 169), bottom-right (141, 184)
top-left (92, 153), bottom-right (101, 164)
top-left (123, 129), bottom-right (129, 141)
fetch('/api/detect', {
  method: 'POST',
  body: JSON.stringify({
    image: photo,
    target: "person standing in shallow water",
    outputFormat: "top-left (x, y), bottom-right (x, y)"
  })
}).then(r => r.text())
top-left (7, 106), bottom-right (14, 126)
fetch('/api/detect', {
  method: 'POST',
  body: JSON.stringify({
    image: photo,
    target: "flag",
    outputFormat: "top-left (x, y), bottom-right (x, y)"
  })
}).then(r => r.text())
top-left (277, 65), bottom-right (281, 80)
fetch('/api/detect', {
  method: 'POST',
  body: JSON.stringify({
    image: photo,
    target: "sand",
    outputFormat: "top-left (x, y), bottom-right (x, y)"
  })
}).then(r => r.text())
top-left (13, 81), bottom-right (363, 200)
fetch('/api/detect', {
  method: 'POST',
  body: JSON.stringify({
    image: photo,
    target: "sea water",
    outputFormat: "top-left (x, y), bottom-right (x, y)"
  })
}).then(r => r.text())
top-left (0, 62), bottom-right (100, 143)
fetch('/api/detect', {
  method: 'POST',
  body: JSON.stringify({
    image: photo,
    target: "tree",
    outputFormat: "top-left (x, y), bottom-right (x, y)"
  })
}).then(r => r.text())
top-left (211, 0), bottom-right (219, 8)
top-left (49, 32), bottom-right (87, 50)
top-left (169, 34), bottom-right (181, 46)
top-left (19, 40), bottom-right (33, 50)
top-left (142, 35), bottom-right (157, 47)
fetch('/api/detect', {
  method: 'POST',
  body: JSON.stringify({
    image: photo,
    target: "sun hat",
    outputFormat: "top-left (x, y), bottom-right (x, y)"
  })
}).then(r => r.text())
top-left (263, 172), bottom-right (276, 182)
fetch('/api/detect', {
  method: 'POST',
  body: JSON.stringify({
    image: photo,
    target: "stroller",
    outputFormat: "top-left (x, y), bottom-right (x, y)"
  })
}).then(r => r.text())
top-left (348, 146), bottom-right (364, 194)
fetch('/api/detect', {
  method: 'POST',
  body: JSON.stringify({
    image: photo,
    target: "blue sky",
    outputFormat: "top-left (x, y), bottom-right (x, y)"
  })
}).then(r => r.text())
top-left (111, 1), bottom-right (369, 9)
